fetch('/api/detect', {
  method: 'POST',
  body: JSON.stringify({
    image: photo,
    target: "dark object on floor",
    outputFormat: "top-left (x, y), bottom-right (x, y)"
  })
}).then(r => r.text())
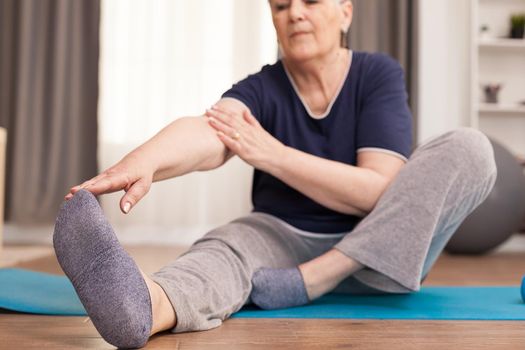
top-left (446, 139), bottom-right (525, 254)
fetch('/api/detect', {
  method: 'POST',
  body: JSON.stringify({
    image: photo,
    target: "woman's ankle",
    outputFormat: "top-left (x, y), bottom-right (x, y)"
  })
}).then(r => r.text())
top-left (299, 248), bottom-right (364, 300)
top-left (140, 270), bottom-right (177, 335)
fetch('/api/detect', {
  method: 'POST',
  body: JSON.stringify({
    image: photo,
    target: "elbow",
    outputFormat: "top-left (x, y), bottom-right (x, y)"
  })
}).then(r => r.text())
top-left (352, 201), bottom-right (375, 217)
top-left (194, 117), bottom-right (233, 171)
top-left (196, 148), bottom-right (231, 171)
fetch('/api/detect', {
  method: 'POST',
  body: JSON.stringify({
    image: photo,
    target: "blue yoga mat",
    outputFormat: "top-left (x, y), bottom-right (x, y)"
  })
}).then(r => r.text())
top-left (1, 268), bottom-right (524, 320)
top-left (0, 268), bottom-right (85, 315)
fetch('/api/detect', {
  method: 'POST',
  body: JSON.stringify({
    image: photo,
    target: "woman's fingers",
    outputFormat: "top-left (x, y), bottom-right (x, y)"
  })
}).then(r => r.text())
top-left (243, 109), bottom-right (259, 126)
top-left (206, 107), bottom-right (240, 130)
top-left (65, 184), bottom-right (92, 200)
top-left (208, 105), bottom-right (237, 125)
top-left (119, 178), bottom-right (151, 214)
top-left (216, 130), bottom-right (241, 152)
top-left (86, 176), bottom-right (129, 196)
top-left (206, 111), bottom-right (240, 139)
top-left (65, 172), bottom-right (109, 199)
top-left (64, 173), bottom-right (152, 214)
top-left (64, 172), bottom-right (131, 200)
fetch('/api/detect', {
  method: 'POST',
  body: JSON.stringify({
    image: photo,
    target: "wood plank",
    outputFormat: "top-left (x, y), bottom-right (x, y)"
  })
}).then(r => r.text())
top-left (0, 245), bottom-right (54, 268)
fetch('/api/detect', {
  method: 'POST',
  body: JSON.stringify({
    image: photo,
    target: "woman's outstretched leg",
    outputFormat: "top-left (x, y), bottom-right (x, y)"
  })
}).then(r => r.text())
top-left (53, 190), bottom-right (319, 345)
top-left (149, 213), bottom-right (319, 333)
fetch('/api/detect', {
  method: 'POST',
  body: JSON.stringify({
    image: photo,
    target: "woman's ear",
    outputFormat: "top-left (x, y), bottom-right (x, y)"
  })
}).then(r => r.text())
top-left (341, 0), bottom-right (353, 32)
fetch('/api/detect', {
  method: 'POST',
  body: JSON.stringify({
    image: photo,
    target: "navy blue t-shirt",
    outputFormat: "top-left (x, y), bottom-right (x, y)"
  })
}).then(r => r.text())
top-left (222, 51), bottom-right (412, 233)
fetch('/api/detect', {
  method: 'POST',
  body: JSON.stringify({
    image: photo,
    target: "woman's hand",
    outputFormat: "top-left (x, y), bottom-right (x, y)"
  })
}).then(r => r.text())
top-left (64, 153), bottom-right (155, 214)
top-left (204, 106), bottom-right (286, 173)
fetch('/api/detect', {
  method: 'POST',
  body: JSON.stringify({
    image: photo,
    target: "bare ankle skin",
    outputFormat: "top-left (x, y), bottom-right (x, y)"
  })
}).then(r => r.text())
top-left (139, 270), bottom-right (177, 336)
top-left (299, 248), bottom-right (363, 300)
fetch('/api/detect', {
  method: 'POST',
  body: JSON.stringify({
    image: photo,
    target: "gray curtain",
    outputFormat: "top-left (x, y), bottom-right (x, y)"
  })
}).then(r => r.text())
top-left (348, 0), bottom-right (418, 145)
top-left (0, 0), bottom-right (99, 224)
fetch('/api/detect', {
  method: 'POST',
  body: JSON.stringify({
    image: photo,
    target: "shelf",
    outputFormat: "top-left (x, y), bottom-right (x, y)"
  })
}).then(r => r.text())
top-left (478, 103), bottom-right (525, 114)
top-left (478, 38), bottom-right (525, 49)
top-left (472, 0), bottom-right (525, 159)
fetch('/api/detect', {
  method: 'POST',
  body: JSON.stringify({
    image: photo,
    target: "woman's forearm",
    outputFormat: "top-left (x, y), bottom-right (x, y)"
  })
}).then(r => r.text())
top-left (65, 116), bottom-right (230, 209)
top-left (267, 146), bottom-right (390, 216)
top-left (203, 105), bottom-right (400, 216)
top-left (130, 116), bottom-right (230, 182)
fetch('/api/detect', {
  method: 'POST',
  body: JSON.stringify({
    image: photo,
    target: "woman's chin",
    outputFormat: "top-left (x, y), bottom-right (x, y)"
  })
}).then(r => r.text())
top-left (282, 46), bottom-right (319, 62)
top-left (281, 42), bottom-right (339, 63)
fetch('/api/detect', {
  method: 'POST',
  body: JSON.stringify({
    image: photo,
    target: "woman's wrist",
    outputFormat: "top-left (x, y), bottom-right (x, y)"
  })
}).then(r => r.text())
top-left (263, 143), bottom-right (289, 177)
top-left (122, 147), bottom-right (159, 180)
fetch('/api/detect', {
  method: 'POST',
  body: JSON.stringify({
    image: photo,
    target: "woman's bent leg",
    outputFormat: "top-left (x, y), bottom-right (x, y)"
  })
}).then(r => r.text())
top-left (333, 128), bottom-right (497, 293)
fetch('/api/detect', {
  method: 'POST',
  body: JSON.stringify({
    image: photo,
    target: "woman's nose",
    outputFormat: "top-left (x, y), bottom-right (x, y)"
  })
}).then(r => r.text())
top-left (289, 0), bottom-right (306, 21)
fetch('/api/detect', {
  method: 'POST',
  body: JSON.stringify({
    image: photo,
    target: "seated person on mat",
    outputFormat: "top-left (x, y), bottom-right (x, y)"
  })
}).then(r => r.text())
top-left (55, 0), bottom-right (497, 348)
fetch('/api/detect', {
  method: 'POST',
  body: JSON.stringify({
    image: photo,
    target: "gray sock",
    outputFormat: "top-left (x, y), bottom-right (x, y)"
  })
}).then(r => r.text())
top-left (53, 189), bottom-right (152, 349)
top-left (250, 267), bottom-right (310, 309)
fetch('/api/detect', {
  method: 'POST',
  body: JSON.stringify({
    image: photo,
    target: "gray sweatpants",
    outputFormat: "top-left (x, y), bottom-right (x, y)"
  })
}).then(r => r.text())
top-left (151, 128), bottom-right (497, 333)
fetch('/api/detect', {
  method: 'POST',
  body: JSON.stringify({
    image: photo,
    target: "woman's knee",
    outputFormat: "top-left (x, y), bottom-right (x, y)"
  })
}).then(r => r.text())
top-left (439, 128), bottom-right (497, 182)
top-left (455, 128), bottom-right (496, 177)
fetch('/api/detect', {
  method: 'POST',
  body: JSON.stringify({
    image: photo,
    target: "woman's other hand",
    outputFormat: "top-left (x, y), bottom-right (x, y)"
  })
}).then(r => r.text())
top-left (64, 153), bottom-right (155, 214)
top-left (205, 106), bottom-right (286, 172)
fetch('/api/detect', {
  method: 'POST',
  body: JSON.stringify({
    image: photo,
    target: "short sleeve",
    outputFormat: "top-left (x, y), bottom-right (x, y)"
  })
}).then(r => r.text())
top-left (356, 53), bottom-right (413, 160)
top-left (221, 71), bottom-right (264, 122)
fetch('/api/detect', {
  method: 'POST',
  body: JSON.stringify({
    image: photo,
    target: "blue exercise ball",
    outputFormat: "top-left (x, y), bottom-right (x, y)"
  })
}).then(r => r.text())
top-left (445, 138), bottom-right (525, 255)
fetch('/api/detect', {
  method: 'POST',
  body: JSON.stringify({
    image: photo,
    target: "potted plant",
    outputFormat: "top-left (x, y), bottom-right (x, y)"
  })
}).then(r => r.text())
top-left (510, 13), bottom-right (525, 39)
top-left (481, 83), bottom-right (503, 104)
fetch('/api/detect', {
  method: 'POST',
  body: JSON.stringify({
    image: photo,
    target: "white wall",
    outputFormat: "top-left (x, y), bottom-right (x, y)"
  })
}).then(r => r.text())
top-left (417, 0), bottom-right (472, 144)
top-left (96, 0), bottom-right (277, 246)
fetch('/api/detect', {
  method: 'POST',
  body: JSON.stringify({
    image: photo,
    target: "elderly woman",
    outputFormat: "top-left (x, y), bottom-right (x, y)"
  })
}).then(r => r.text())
top-left (54, 0), bottom-right (496, 348)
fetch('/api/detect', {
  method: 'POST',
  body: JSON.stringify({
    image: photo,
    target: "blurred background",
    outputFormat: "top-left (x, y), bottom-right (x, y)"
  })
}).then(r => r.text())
top-left (0, 0), bottom-right (524, 251)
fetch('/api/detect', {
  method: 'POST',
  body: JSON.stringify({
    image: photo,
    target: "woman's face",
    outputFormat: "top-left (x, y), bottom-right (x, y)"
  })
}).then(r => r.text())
top-left (269, 0), bottom-right (353, 62)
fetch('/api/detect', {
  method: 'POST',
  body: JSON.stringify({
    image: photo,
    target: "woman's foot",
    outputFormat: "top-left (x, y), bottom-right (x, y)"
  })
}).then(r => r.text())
top-left (250, 249), bottom-right (363, 309)
top-left (250, 267), bottom-right (310, 309)
top-left (53, 189), bottom-right (172, 348)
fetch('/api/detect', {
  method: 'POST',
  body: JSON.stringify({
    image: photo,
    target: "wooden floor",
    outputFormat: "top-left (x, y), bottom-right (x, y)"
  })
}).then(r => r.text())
top-left (2, 245), bottom-right (525, 349)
